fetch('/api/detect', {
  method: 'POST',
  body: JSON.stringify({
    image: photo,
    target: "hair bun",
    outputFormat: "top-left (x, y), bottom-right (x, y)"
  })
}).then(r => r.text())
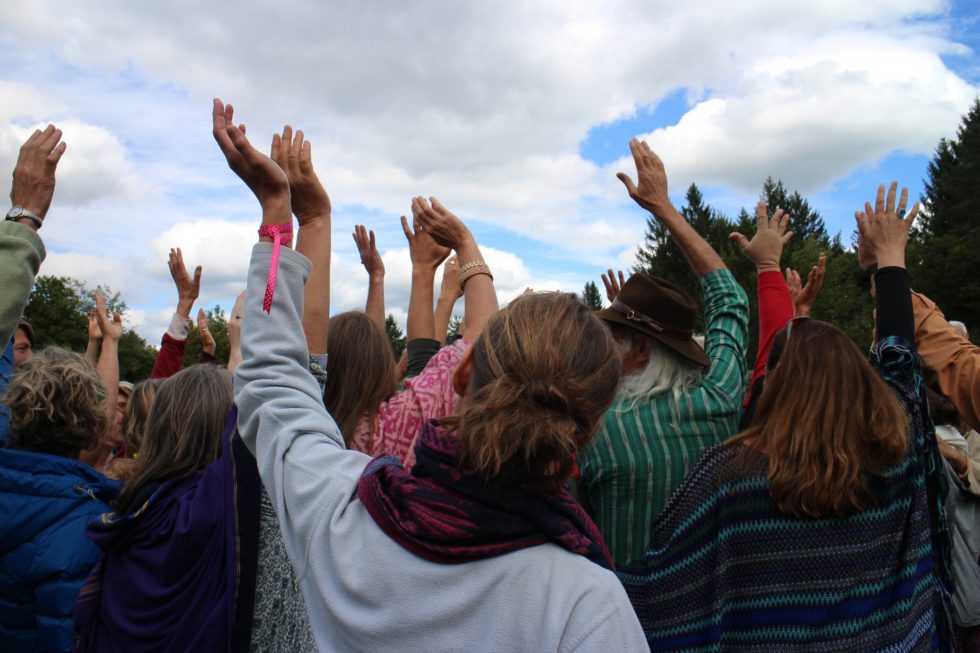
top-left (525, 379), bottom-right (570, 413)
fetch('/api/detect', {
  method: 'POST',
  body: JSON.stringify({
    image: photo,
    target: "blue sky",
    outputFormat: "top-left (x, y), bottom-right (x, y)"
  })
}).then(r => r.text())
top-left (0, 0), bottom-right (976, 343)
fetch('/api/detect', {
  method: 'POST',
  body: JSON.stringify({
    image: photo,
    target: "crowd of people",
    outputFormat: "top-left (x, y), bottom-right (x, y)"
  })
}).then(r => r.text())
top-left (0, 98), bottom-right (977, 652)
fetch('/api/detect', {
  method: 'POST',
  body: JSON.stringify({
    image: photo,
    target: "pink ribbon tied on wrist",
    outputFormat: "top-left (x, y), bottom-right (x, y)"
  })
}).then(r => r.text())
top-left (258, 222), bottom-right (294, 313)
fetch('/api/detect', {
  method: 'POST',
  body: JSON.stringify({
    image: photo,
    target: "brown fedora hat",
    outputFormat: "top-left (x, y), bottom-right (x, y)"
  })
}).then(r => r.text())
top-left (595, 273), bottom-right (709, 367)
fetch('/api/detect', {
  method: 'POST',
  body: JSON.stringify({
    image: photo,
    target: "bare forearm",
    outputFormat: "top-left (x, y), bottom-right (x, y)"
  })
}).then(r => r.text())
top-left (457, 238), bottom-right (498, 340)
top-left (408, 267), bottom-right (437, 341)
top-left (97, 339), bottom-right (119, 419)
top-left (296, 216), bottom-right (331, 354)
top-left (85, 338), bottom-right (100, 365)
top-left (364, 273), bottom-right (386, 331)
top-left (655, 203), bottom-right (725, 277)
top-left (433, 291), bottom-right (458, 344)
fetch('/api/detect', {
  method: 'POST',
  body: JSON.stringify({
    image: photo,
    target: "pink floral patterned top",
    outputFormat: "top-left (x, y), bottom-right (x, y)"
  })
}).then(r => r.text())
top-left (349, 339), bottom-right (469, 469)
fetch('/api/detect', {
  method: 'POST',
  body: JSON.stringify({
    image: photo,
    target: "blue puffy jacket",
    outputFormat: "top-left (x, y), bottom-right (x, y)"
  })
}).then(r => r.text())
top-left (0, 447), bottom-right (120, 652)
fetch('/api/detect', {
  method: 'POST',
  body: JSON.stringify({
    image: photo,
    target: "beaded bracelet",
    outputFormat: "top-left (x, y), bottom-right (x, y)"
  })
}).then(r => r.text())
top-left (258, 222), bottom-right (294, 313)
top-left (458, 261), bottom-right (493, 291)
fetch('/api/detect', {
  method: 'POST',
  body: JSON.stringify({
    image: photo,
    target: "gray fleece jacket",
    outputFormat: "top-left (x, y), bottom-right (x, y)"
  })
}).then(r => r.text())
top-left (0, 221), bottom-right (44, 345)
top-left (235, 243), bottom-right (646, 653)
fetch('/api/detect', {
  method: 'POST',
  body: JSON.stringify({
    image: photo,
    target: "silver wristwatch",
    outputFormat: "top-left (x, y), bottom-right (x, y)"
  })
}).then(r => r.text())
top-left (5, 206), bottom-right (43, 229)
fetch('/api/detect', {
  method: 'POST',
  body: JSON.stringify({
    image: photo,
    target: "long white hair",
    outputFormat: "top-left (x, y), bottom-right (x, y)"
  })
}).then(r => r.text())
top-left (615, 331), bottom-right (705, 410)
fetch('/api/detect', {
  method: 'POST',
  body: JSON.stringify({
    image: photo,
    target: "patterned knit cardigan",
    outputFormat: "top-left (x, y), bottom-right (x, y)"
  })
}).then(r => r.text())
top-left (619, 337), bottom-right (953, 652)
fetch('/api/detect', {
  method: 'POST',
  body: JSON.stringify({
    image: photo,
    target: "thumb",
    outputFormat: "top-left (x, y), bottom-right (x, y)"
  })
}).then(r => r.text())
top-left (729, 232), bottom-right (750, 250)
top-left (616, 172), bottom-right (638, 196)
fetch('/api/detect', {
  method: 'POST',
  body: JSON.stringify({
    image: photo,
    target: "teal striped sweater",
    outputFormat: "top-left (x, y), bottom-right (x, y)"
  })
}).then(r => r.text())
top-left (619, 337), bottom-right (953, 651)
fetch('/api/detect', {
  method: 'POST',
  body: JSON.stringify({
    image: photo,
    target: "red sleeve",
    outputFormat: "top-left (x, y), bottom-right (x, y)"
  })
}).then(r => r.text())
top-left (745, 270), bottom-right (794, 406)
top-left (150, 332), bottom-right (187, 379)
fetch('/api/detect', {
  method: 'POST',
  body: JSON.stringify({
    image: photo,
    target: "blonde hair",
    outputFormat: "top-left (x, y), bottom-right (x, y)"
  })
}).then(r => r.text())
top-left (731, 319), bottom-right (908, 518)
top-left (4, 347), bottom-right (107, 457)
top-left (122, 378), bottom-right (162, 455)
top-left (444, 292), bottom-right (621, 491)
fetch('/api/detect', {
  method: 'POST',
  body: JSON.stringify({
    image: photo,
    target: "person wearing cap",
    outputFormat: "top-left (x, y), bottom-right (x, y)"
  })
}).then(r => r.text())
top-left (578, 139), bottom-right (749, 566)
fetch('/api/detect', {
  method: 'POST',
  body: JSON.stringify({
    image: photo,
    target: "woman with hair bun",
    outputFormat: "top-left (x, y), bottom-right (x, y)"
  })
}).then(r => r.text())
top-left (213, 97), bottom-right (646, 652)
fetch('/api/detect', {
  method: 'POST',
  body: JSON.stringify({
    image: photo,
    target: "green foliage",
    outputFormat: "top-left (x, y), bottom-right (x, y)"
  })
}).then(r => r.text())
top-left (385, 314), bottom-right (406, 360)
top-left (633, 180), bottom-right (871, 368)
top-left (23, 275), bottom-right (157, 381)
top-left (581, 281), bottom-right (604, 310)
top-left (910, 98), bottom-right (980, 330)
top-left (182, 306), bottom-right (231, 367)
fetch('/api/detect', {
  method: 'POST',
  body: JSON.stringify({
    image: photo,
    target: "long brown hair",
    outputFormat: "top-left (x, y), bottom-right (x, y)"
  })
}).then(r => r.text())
top-left (116, 365), bottom-right (233, 513)
top-left (324, 311), bottom-right (397, 446)
top-left (732, 318), bottom-right (907, 518)
top-left (443, 292), bottom-right (621, 491)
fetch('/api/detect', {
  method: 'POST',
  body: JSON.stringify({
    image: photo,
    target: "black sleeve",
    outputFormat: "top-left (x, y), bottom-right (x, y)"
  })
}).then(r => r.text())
top-left (406, 338), bottom-right (442, 378)
top-left (874, 266), bottom-right (915, 347)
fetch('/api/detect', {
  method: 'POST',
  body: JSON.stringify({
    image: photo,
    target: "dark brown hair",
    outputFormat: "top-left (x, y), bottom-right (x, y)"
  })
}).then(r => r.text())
top-left (116, 364), bottom-right (233, 513)
top-left (4, 347), bottom-right (106, 457)
top-left (324, 311), bottom-right (397, 446)
top-left (732, 319), bottom-right (907, 518)
top-left (443, 292), bottom-right (621, 491)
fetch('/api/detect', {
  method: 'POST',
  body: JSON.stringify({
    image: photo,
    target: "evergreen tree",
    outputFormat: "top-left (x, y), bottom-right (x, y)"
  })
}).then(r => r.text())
top-left (385, 314), bottom-right (406, 360)
top-left (634, 183), bottom-right (736, 307)
top-left (911, 99), bottom-right (980, 330)
top-left (581, 281), bottom-right (604, 310)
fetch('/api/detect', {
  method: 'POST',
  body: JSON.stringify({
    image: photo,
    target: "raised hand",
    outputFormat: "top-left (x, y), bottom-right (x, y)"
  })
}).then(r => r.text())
top-left (854, 211), bottom-right (877, 272)
top-left (729, 201), bottom-right (792, 271)
top-left (197, 308), bottom-right (216, 356)
top-left (93, 292), bottom-right (122, 342)
top-left (403, 208), bottom-right (451, 270)
top-left (270, 125), bottom-right (331, 225)
top-left (617, 139), bottom-right (671, 215)
top-left (601, 269), bottom-right (626, 303)
top-left (411, 197), bottom-right (471, 251)
top-left (353, 225), bottom-right (385, 278)
top-left (858, 181), bottom-right (918, 270)
top-left (212, 99), bottom-right (289, 218)
top-left (10, 124), bottom-right (67, 228)
top-left (440, 256), bottom-right (463, 300)
top-left (88, 312), bottom-right (102, 341)
top-left (789, 253), bottom-right (826, 317)
top-left (168, 247), bottom-right (202, 318)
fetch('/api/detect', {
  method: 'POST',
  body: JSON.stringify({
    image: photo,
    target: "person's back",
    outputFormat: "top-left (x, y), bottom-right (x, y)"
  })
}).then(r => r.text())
top-left (0, 347), bottom-right (118, 653)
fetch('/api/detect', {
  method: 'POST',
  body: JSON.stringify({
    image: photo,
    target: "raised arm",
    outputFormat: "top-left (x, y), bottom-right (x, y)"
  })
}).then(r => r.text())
top-left (730, 201), bottom-right (794, 388)
top-left (227, 291), bottom-right (245, 373)
top-left (271, 125), bottom-right (332, 356)
top-left (617, 139), bottom-right (725, 277)
top-left (787, 253), bottom-right (826, 318)
top-left (150, 248), bottom-right (201, 379)
top-left (403, 210), bottom-right (450, 342)
top-left (1, 126), bottom-right (65, 343)
top-left (352, 225), bottom-right (386, 330)
top-left (413, 197), bottom-right (498, 341)
top-left (433, 256), bottom-right (463, 344)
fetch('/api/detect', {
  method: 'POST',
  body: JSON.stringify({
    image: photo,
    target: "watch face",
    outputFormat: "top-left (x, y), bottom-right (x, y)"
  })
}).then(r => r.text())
top-left (7, 208), bottom-right (24, 219)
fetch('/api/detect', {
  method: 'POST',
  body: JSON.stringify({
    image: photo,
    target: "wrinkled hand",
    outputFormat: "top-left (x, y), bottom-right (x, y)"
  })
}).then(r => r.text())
top-left (10, 124), bottom-right (67, 223)
top-left (271, 125), bottom-right (330, 224)
top-left (88, 312), bottom-right (102, 341)
top-left (616, 139), bottom-right (671, 215)
top-left (601, 269), bottom-right (626, 303)
top-left (410, 197), bottom-right (464, 258)
top-left (352, 225), bottom-right (385, 278)
top-left (789, 253), bottom-right (826, 317)
top-left (93, 292), bottom-right (123, 342)
top-left (730, 202), bottom-right (792, 270)
top-left (857, 181), bottom-right (918, 269)
top-left (440, 256), bottom-right (463, 299)
top-left (197, 308), bottom-right (216, 356)
top-left (212, 99), bottom-right (289, 217)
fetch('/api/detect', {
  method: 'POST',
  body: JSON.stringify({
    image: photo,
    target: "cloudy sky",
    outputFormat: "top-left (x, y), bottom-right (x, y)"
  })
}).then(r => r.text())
top-left (1, 0), bottom-right (977, 343)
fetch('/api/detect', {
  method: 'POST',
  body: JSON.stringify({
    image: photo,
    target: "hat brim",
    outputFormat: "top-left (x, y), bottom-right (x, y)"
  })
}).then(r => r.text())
top-left (596, 308), bottom-right (710, 367)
